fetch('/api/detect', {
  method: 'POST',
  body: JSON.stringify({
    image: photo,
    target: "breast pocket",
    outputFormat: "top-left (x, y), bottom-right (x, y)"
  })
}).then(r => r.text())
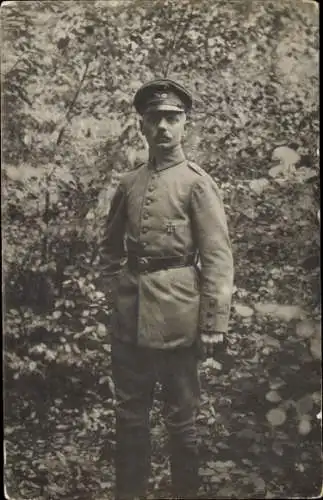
top-left (163, 219), bottom-right (192, 247)
top-left (155, 219), bottom-right (193, 258)
top-left (164, 220), bottom-right (187, 235)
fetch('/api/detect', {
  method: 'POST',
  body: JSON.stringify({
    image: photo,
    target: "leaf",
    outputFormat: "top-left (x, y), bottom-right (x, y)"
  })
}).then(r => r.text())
top-left (243, 207), bottom-right (256, 220)
top-left (199, 467), bottom-right (215, 476)
top-left (217, 486), bottom-right (239, 497)
top-left (52, 310), bottom-right (62, 319)
top-left (272, 441), bottom-right (284, 456)
top-left (234, 303), bottom-right (254, 317)
top-left (57, 36), bottom-right (70, 50)
top-left (5, 426), bottom-right (15, 436)
top-left (249, 178), bottom-right (270, 195)
top-left (263, 335), bottom-right (280, 349)
top-left (72, 343), bottom-right (81, 354)
top-left (298, 418), bottom-right (312, 435)
top-left (254, 303), bottom-right (306, 321)
top-left (206, 460), bottom-right (218, 469)
top-left (312, 391), bottom-right (321, 405)
top-left (296, 395), bottom-right (314, 416)
top-left (296, 319), bottom-right (317, 339)
top-left (28, 361), bottom-right (37, 371)
top-left (108, 377), bottom-right (115, 396)
top-left (269, 378), bottom-right (285, 390)
top-left (8, 308), bottom-right (20, 316)
top-left (266, 408), bottom-right (286, 427)
top-left (214, 460), bottom-right (235, 470)
top-left (99, 375), bottom-right (111, 384)
top-left (216, 442), bottom-right (229, 450)
top-left (237, 428), bottom-right (258, 439)
top-left (310, 336), bottom-right (321, 360)
top-left (98, 481), bottom-right (112, 489)
top-left (271, 146), bottom-right (300, 167)
top-left (250, 474), bottom-right (266, 493)
top-left (210, 475), bottom-right (221, 483)
top-left (65, 300), bottom-right (76, 308)
top-left (203, 358), bottom-right (222, 370)
top-left (97, 322), bottom-right (107, 337)
top-left (294, 166), bottom-right (318, 182)
top-left (83, 325), bottom-right (96, 334)
top-left (265, 390), bottom-right (282, 403)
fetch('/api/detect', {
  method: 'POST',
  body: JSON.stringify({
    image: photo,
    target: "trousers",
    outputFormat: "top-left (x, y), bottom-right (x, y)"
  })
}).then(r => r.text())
top-left (111, 337), bottom-right (201, 499)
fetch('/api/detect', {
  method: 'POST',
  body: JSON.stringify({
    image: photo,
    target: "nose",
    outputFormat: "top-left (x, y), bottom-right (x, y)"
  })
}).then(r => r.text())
top-left (158, 117), bottom-right (168, 130)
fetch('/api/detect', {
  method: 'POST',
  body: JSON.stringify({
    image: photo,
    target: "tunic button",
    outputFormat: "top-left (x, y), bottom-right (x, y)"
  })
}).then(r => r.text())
top-left (148, 186), bottom-right (155, 192)
top-left (142, 242), bottom-right (147, 247)
top-left (143, 213), bottom-right (149, 220)
top-left (145, 198), bottom-right (153, 205)
top-left (142, 227), bottom-right (148, 233)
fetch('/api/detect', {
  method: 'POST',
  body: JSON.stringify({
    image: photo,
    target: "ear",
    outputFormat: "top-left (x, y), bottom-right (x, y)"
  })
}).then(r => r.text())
top-left (182, 113), bottom-right (187, 131)
top-left (182, 113), bottom-right (188, 137)
top-left (139, 117), bottom-right (144, 134)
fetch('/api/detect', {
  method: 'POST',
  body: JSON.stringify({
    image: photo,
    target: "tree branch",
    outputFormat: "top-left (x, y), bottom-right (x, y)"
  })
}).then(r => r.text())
top-left (56, 59), bottom-right (91, 146)
top-left (2, 55), bottom-right (25, 80)
top-left (163, 4), bottom-right (194, 78)
top-left (41, 59), bottom-right (91, 263)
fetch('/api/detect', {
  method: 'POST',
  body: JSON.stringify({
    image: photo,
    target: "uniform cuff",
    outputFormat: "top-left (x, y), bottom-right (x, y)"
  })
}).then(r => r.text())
top-left (199, 295), bottom-right (231, 334)
top-left (200, 332), bottom-right (224, 343)
top-left (213, 313), bottom-right (230, 333)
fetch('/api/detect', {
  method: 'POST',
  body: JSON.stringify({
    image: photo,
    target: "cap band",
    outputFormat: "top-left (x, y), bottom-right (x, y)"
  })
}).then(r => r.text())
top-left (133, 78), bottom-right (192, 115)
top-left (144, 91), bottom-right (185, 113)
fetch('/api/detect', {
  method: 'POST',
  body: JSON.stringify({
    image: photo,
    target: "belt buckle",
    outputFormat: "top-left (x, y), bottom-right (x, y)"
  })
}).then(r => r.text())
top-left (138, 256), bottom-right (150, 273)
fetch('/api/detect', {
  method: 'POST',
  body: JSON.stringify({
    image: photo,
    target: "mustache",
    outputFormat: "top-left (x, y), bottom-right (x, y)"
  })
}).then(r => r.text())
top-left (155, 133), bottom-right (172, 140)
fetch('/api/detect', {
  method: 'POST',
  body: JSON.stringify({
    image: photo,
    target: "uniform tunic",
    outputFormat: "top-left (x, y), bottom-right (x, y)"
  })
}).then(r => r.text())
top-left (101, 147), bottom-right (234, 349)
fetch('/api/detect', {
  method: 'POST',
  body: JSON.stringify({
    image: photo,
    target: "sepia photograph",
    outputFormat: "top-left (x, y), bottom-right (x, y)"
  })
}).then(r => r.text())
top-left (2, 0), bottom-right (320, 499)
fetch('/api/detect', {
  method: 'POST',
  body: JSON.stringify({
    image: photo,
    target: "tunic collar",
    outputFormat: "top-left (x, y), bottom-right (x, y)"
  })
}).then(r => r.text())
top-left (148, 145), bottom-right (186, 171)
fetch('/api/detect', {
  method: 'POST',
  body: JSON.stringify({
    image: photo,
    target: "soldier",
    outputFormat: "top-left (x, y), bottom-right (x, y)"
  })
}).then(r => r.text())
top-left (101, 78), bottom-right (234, 500)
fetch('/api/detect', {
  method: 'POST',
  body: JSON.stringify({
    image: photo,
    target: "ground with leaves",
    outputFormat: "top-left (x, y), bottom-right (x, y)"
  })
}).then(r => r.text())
top-left (2, 0), bottom-right (321, 499)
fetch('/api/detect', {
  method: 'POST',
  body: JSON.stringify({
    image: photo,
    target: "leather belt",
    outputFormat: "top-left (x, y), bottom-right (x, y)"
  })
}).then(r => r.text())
top-left (127, 253), bottom-right (196, 274)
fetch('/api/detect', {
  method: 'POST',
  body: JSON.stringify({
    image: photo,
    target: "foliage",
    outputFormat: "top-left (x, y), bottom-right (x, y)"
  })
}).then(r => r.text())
top-left (2, 0), bottom-right (320, 498)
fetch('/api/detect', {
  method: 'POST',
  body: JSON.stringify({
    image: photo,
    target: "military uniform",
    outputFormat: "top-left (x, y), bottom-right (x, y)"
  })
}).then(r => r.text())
top-left (101, 79), bottom-right (234, 499)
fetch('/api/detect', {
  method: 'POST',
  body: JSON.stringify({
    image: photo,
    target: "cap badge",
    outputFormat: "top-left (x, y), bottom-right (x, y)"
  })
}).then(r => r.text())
top-left (154, 91), bottom-right (168, 100)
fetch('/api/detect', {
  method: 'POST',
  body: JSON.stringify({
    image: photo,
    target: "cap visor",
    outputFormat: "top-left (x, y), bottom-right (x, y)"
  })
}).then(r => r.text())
top-left (145, 104), bottom-right (185, 113)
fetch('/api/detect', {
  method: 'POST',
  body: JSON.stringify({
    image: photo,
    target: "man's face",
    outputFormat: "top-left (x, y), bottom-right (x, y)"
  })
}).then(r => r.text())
top-left (140, 110), bottom-right (186, 151)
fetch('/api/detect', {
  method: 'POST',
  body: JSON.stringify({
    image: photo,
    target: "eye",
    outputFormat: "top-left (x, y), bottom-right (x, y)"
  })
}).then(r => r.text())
top-left (144, 113), bottom-right (158, 124)
top-left (166, 114), bottom-right (181, 124)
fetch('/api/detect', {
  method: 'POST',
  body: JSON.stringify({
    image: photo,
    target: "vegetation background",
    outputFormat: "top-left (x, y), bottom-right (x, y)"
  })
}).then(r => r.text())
top-left (2, 0), bottom-right (320, 498)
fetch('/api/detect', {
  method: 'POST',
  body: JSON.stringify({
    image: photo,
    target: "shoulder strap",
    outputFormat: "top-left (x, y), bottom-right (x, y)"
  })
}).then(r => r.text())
top-left (187, 161), bottom-right (205, 176)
